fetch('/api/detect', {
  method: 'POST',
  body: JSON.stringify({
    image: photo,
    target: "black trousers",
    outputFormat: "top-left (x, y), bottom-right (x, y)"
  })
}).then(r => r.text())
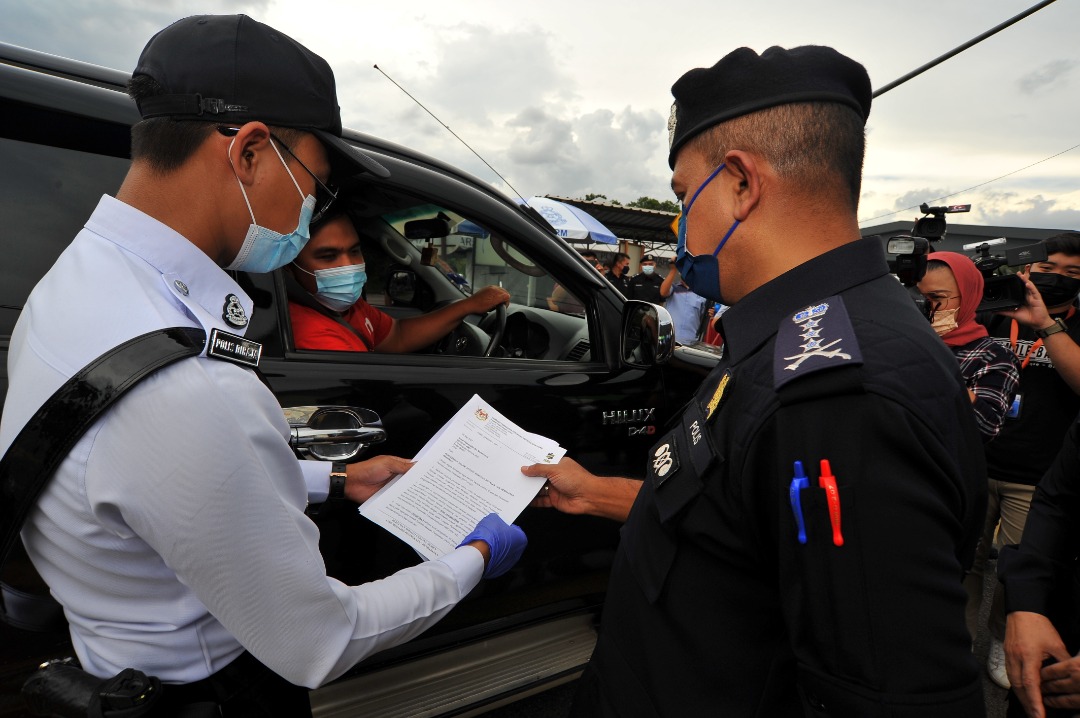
top-left (160, 652), bottom-right (311, 717)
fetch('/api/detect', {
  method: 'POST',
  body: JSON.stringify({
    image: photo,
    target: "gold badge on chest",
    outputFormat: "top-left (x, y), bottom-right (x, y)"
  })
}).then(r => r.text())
top-left (705, 370), bottom-right (733, 422)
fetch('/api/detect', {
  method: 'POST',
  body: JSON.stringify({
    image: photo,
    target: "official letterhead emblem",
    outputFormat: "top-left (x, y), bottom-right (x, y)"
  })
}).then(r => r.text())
top-left (474, 408), bottom-right (489, 421)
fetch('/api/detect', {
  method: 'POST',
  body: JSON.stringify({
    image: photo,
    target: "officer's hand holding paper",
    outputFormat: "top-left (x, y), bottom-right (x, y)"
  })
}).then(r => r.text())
top-left (360, 395), bottom-right (564, 561)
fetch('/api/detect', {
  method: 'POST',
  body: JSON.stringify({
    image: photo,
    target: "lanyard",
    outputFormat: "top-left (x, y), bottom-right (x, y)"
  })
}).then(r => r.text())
top-left (1010, 306), bottom-right (1075, 369)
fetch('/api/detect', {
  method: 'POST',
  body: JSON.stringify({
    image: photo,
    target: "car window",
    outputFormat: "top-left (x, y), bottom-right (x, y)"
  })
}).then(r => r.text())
top-left (285, 192), bottom-right (597, 362)
top-left (0, 137), bottom-right (128, 338)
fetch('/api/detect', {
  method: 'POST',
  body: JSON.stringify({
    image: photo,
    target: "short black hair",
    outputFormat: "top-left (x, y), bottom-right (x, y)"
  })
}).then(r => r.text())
top-left (127, 74), bottom-right (304, 173)
top-left (581, 250), bottom-right (598, 261)
top-left (1043, 231), bottom-right (1080, 258)
top-left (688, 101), bottom-right (865, 212)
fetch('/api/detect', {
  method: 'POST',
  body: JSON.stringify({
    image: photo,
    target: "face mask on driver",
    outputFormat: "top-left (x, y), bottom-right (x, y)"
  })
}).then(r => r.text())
top-left (294, 262), bottom-right (367, 312)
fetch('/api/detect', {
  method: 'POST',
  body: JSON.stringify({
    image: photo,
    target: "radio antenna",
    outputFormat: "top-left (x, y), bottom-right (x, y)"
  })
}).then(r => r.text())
top-left (373, 64), bottom-right (527, 203)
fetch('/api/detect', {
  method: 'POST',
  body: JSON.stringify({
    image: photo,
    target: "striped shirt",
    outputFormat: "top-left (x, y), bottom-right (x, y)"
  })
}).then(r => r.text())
top-left (952, 336), bottom-right (1021, 440)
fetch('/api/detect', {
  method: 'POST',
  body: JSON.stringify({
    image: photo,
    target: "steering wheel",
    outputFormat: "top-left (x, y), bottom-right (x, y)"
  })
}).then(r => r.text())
top-left (484, 304), bottom-right (507, 357)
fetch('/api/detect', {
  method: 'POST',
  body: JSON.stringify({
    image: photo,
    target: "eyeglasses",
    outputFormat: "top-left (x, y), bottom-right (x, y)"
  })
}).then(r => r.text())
top-left (920, 293), bottom-right (959, 308)
top-left (921, 293), bottom-right (959, 322)
top-left (217, 126), bottom-right (338, 223)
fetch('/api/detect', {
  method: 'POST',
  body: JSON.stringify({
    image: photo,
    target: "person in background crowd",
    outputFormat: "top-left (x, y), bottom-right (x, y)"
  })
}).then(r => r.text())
top-left (627, 254), bottom-right (664, 303)
top-left (524, 44), bottom-right (986, 716)
top-left (547, 250), bottom-right (602, 314)
top-left (660, 267), bottom-right (708, 343)
top-left (703, 302), bottom-right (729, 347)
top-left (967, 232), bottom-right (1080, 690)
top-left (917, 252), bottom-right (1020, 441)
top-left (604, 252), bottom-right (630, 295)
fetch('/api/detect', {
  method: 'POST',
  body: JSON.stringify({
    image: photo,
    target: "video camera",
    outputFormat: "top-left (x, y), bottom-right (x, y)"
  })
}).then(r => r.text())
top-left (886, 202), bottom-right (1046, 312)
top-left (963, 237), bottom-right (1046, 311)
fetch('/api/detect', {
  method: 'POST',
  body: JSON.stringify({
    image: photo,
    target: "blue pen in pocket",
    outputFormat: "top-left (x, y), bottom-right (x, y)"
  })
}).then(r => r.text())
top-left (789, 460), bottom-right (809, 544)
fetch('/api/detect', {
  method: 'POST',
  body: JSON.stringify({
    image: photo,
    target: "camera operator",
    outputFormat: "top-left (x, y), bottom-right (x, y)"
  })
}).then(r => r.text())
top-left (964, 231), bottom-right (1080, 690)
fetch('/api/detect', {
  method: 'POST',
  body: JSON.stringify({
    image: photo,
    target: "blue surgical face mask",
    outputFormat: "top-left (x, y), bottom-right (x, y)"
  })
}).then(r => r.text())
top-left (642, 265), bottom-right (655, 276)
top-left (295, 262), bottom-right (367, 312)
top-left (226, 137), bottom-right (316, 273)
top-left (673, 163), bottom-right (740, 303)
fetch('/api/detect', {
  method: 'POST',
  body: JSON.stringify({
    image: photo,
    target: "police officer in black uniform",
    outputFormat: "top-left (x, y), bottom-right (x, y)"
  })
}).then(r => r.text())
top-left (628, 255), bottom-right (665, 303)
top-left (525, 45), bottom-right (987, 717)
top-left (604, 252), bottom-right (631, 295)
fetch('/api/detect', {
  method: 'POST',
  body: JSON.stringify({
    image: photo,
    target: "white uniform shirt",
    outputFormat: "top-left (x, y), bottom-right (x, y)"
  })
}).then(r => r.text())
top-left (0, 196), bottom-right (483, 687)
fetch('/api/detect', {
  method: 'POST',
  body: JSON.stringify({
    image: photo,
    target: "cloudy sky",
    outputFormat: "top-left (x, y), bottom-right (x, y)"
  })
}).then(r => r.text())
top-left (3, 0), bottom-right (1078, 231)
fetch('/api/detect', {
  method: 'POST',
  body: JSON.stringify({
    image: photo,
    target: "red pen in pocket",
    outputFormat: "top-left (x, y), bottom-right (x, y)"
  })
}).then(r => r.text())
top-left (818, 459), bottom-right (843, 547)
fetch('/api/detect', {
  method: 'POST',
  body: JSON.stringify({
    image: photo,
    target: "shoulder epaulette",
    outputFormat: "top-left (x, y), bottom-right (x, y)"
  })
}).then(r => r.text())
top-left (774, 296), bottom-right (863, 390)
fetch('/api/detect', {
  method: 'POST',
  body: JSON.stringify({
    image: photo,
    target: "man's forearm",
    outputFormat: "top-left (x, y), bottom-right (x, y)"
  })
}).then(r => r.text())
top-left (1042, 332), bottom-right (1080, 395)
top-left (584, 476), bottom-right (642, 522)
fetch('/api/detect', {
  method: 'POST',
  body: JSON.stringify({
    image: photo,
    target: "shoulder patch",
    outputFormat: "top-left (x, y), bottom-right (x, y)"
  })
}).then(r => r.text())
top-left (648, 435), bottom-right (681, 489)
top-left (774, 296), bottom-right (863, 390)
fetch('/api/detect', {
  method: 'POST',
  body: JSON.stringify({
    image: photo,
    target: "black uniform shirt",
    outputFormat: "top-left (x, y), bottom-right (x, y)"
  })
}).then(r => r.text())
top-left (628, 272), bottom-right (664, 304)
top-left (573, 239), bottom-right (987, 718)
top-left (983, 310), bottom-right (1080, 485)
top-left (999, 416), bottom-right (1080, 644)
top-left (604, 269), bottom-right (630, 296)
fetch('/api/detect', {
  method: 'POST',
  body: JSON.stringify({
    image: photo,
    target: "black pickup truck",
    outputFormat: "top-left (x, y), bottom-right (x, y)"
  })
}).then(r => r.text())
top-left (0, 42), bottom-right (717, 717)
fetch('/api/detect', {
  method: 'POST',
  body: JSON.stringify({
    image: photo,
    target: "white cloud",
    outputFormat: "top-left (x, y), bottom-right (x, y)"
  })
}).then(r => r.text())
top-left (2, 0), bottom-right (1078, 225)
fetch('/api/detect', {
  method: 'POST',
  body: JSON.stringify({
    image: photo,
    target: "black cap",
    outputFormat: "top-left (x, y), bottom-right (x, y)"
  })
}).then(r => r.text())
top-left (134, 15), bottom-right (389, 178)
top-left (641, 255), bottom-right (657, 263)
top-left (667, 45), bottom-right (871, 168)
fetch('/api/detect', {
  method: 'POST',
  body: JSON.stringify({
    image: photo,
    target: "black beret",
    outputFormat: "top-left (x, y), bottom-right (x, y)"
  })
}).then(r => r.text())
top-left (667, 45), bottom-right (871, 168)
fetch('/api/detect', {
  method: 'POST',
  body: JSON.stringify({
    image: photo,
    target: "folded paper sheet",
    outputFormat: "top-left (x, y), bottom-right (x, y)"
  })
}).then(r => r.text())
top-left (360, 395), bottom-right (565, 560)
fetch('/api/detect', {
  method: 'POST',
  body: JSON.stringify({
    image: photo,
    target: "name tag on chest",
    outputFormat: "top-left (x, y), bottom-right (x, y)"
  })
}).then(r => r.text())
top-left (207, 328), bottom-right (262, 368)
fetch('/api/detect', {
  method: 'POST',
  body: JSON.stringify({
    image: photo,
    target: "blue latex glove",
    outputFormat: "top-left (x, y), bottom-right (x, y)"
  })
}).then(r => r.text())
top-left (457, 513), bottom-right (527, 579)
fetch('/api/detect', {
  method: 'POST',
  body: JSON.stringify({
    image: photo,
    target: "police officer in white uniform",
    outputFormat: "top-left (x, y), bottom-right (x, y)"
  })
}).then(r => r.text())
top-left (0, 15), bottom-right (525, 715)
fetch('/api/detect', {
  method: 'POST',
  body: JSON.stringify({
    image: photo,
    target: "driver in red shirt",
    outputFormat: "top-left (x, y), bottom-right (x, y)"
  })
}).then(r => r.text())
top-left (288, 211), bottom-right (508, 352)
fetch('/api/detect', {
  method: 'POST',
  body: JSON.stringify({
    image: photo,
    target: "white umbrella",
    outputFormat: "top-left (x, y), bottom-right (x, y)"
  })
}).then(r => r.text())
top-left (516, 196), bottom-right (618, 245)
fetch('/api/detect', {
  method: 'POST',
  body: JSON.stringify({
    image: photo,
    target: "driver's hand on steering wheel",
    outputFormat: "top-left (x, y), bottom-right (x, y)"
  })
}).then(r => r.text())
top-left (467, 285), bottom-right (511, 314)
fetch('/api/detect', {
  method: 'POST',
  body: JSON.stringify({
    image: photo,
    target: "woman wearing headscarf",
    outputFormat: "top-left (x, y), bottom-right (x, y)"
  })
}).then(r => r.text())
top-left (917, 251), bottom-right (1020, 441)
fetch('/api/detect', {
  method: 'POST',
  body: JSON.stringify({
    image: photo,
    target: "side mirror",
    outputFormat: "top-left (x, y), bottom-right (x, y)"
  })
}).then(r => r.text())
top-left (621, 300), bottom-right (674, 368)
top-left (386, 270), bottom-right (417, 305)
top-left (284, 406), bottom-right (386, 462)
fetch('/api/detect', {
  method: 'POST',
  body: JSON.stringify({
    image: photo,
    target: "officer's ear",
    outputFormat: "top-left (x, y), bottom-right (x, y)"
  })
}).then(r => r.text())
top-left (226, 122), bottom-right (273, 186)
top-left (721, 150), bottom-right (762, 223)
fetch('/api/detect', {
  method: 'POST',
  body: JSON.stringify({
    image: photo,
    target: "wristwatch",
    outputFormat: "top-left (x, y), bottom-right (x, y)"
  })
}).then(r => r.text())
top-left (329, 462), bottom-right (347, 500)
top-left (1035, 318), bottom-right (1069, 338)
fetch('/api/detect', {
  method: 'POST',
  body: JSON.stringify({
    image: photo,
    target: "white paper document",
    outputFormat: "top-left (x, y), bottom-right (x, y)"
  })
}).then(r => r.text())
top-left (359, 394), bottom-right (565, 560)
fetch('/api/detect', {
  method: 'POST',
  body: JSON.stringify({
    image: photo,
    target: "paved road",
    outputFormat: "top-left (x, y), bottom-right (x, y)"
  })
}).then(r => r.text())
top-left (488, 558), bottom-right (1010, 718)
